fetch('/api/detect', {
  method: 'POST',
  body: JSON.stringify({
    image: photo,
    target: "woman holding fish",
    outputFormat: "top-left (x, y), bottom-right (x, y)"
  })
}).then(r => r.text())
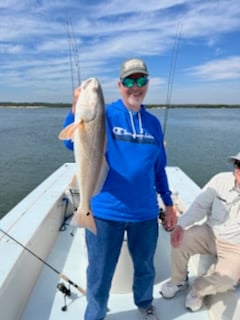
top-left (61, 58), bottom-right (177, 320)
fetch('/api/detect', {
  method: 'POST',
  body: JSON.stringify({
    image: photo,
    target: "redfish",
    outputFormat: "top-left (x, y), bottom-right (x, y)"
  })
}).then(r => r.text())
top-left (59, 78), bottom-right (108, 234)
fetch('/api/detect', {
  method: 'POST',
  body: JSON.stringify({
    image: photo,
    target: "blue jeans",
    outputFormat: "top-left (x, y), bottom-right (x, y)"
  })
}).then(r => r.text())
top-left (84, 217), bottom-right (159, 320)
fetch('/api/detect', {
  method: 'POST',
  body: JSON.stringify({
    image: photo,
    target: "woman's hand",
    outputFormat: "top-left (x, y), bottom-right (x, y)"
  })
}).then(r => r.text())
top-left (162, 205), bottom-right (177, 232)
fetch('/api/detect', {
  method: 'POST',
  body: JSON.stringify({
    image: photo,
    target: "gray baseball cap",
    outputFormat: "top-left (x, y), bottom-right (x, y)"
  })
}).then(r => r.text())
top-left (120, 58), bottom-right (149, 79)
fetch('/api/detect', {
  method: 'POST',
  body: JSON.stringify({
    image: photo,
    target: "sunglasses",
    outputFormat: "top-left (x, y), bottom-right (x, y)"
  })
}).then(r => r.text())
top-left (234, 161), bottom-right (240, 169)
top-left (121, 76), bottom-right (148, 88)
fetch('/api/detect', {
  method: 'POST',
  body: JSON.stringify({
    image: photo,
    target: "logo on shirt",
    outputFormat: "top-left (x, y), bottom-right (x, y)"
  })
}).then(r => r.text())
top-left (112, 127), bottom-right (155, 144)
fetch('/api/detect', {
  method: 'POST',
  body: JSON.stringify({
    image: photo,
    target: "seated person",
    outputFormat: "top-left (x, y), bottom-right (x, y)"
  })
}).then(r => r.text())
top-left (160, 152), bottom-right (240, 312)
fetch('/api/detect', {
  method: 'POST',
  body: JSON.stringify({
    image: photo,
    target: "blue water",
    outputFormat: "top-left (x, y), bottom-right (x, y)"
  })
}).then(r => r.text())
top-left (152, 107), bottom-right (240, 185)
top-left (0, 107), bottom-right (239, 218)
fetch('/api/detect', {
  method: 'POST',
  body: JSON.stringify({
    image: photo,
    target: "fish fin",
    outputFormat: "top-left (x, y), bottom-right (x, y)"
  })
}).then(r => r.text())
top-left (70, 210), bottom-right (97, 235)
top-left (58, 121), bottom-right (83, 140)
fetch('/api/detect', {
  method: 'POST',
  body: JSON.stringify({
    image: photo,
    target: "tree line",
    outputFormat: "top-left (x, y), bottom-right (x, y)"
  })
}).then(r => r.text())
top-left (0, 102), bottom-right (239, 108)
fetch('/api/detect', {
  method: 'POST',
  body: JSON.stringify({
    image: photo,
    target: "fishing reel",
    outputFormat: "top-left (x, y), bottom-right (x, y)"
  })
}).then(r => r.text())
top-left (159, 207), bottom-right (174, 232)
top-left (159, 207), bottom-right (165, 221)
top-left (57, 282), bottom-right (71, 311)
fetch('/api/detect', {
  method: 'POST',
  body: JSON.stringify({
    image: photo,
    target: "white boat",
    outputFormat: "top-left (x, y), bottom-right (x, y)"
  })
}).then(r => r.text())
top-left (1, 163), bottom-right (239, 320)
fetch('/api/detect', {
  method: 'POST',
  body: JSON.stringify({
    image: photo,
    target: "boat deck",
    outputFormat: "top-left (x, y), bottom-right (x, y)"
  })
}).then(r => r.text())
top-left (22, 224), bottom-right (210, 320)
top-left (21, 166), bottom-right (211, 320)
top-left (2, 163), bottom-right (240, 319)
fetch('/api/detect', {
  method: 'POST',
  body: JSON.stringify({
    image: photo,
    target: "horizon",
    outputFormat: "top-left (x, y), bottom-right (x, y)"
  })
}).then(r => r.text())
top-left (1, 102), bottom-right (240, 108)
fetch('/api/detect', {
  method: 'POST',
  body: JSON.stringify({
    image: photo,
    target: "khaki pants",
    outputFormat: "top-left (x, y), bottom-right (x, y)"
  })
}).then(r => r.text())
top-left (171, 223), bottom-right (240, 297)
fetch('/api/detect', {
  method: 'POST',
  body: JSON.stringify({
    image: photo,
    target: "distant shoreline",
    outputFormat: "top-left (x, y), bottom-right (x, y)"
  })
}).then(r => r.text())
top-left (0, 102), bottom-right (71, 108)
top-left (0, 102), bottom-right (240, 109)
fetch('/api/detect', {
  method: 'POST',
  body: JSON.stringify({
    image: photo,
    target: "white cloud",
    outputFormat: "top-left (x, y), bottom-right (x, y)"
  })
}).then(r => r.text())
top-left (189, 56), bottom-right (240, 81)
top-left (0, 0), bottom-right (240, 103)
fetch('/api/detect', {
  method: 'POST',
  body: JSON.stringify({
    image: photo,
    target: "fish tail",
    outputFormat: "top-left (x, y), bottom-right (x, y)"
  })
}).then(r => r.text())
top-left (71, 210), bottom-right (97, 235)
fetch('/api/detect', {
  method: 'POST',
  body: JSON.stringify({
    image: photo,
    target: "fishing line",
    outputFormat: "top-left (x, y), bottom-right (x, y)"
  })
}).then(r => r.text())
top-left (65, 10), bottom-right (81, 95)
top-left (66, 18), bottom-right (75, 96)
top-left (34, 1), bottom-right (81, 97)
top-left (163, 23), bottom-right (182, 137)
top-left (0, 227), bottom-right (86, 296)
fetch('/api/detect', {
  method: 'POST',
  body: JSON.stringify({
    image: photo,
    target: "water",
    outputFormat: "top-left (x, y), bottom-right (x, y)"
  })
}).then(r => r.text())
top-left (1, 107), bottom-right (239, 218)
top-left (153, 107), bottom-right (240, 185)
top-left (0, 107), bottom-right (74, 218)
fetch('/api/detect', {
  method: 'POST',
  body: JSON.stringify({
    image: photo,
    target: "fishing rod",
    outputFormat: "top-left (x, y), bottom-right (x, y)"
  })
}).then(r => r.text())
top-left (34, 0), bottom-right (82, 98)
top-left (65, 11), bottom-right (81, 95)
top-left (163, 23), bottom-right (182, 137)
top-left (66, 18), bottom-right (75, 96)
top-left (0, 227), bottom-right (86, 298)
top-left (35, 1), bottom-right (81, 95)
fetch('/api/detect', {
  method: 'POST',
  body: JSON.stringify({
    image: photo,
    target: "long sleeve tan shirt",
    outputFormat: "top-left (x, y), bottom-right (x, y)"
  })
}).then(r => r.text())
top-left (178, 172), bottom-right (240, 244)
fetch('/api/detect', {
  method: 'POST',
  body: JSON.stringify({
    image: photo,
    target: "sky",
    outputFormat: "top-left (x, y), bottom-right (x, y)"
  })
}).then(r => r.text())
top-left (1, 0), bottom-right (240, 105)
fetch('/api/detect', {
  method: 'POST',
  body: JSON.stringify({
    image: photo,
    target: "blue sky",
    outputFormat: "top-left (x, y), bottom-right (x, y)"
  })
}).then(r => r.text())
top-left (1, 0), bottom-right (240, 104)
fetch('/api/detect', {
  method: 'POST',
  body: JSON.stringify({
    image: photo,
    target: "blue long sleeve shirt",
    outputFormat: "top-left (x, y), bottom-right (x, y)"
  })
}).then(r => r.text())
top-left (63, 111), bottom-right (74, 150)
top-left (63, 99), bottom-right (172, 222)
